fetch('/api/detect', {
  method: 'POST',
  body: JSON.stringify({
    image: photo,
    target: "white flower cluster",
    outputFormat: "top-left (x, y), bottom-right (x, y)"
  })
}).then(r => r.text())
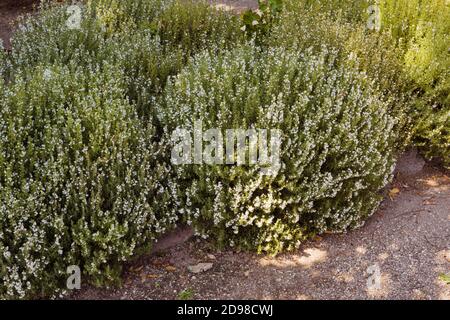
top-left (0, 0), bottom-right (244, 299)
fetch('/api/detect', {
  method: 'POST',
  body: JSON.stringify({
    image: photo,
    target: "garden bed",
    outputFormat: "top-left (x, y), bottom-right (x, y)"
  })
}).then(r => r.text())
top-left (0, 0), bottom-right (448, 300)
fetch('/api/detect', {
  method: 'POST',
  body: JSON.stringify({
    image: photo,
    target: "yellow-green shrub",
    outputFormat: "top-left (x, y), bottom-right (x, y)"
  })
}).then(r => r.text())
top-left (267, 0), bottom-right (413, 148)
top-left (379, 0), bottom-right (450, 166)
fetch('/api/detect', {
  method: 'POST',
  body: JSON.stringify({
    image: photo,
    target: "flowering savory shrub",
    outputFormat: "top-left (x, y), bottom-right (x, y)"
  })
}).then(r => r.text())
top-left (0, 64), bottom-right (176, 299)
top-left (0, 0), bottom-right (245, 299)
top-left (8, 2), bottom-right (105, 74)
top-left (93, 0), bottom-right (243, 54)
top-left (9, 0), bottom-right (242, 117)
top-left (159, 44), bottom-right (399, 254)
top-left (379, 0), bottom-right (450, 167)
top-left (154, 0), bottom-right (243, 54)
top-left (10, 14), bottom-right (182, 118)
top-left (267, 0), bottom-right (413, 149)
top-left (92, 0), bottom-right (169, 35)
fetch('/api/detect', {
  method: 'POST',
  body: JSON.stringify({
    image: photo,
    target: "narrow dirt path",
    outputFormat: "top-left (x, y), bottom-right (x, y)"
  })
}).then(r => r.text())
top-left (72, 151), bottom-right (449, 300)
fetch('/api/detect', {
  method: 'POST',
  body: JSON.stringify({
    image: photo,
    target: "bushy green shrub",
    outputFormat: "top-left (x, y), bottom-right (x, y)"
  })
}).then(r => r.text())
top-left (8, 2), bottom-right (105, 74)
top-left (154, 0), bottom-right (243, 54)
top-left (8, 0), bottom-right (242, 119)
top-left (9, 9), bottom-right (183, 118)
top-left (92, 0), bottom-right (169, 34)
top-left (3, 0), bottom-right (443, 299)
top-left (93, 0), bottom-right (243, 54)
top-left (0, 0), bottom-right (244, 299)
top-left (284, 0), bottom-right (370, 23)
top-left (0, 63), bottom-right (177, 299)
top-left (267, 0), bottom-right (413, 148)
top-left (270, 0), bottom-right (448, 165)
top-left (159, 44), bottom-right (399, 254)
top-left (379, 0), bottom-right (450, 166)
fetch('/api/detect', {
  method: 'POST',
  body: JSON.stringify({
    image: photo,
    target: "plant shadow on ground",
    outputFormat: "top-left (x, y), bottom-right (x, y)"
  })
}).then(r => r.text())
top-left (70, 150), bottom-right (450, 300)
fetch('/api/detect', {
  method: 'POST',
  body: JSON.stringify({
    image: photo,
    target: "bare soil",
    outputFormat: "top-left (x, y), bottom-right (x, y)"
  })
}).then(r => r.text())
top-left (0, 0), bottom-right (37, 50)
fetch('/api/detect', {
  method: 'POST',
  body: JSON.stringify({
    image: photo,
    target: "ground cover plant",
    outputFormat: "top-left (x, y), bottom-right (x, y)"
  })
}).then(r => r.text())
top-left (378, 0), bottom-right (449, 167)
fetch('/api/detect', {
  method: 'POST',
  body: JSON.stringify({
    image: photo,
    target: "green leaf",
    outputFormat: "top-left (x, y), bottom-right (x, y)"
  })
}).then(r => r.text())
top-left (439, 273), bottom-right (450, 284)
top-left (258, 0), bottom-right (268, 12)
top-left (242, 10), bottom-right (259, 25)
top-left (269, 0), bottom-right (283, 13)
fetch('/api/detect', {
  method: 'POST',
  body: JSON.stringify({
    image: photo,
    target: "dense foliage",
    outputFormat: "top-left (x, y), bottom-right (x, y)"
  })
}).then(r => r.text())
top-left (267, 0), bottom-right (413, 148)
top-left (0, 62), bottom-right (178, 298)
top-left (159, 44), bottom-right (398, 254)
top-left (0, 0), bottom-right (447, 298)
top-left (0, 0), bottom-right (240, 299)
top-left (379, 0), bottom-right (449, 166)
top-left (264, 0), bottom-right (449, 165)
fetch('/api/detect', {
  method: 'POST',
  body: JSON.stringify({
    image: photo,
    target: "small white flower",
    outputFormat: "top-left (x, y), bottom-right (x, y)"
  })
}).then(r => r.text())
top-left (255, 9), bottom-right (263, 17)
top-left (240, 25), bottom-right (246, 32)
top-left (252, 20), bottom-right (259, 26)
top-left (43, 69), bottom-right (52, 81)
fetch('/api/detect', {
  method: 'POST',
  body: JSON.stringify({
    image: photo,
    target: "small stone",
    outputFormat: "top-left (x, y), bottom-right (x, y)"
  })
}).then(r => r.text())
top-left (444, 251), bottom-right (450, 263)
top-left (207, 254), bottom-right (216, 260)
top-left (188, 263), bottom-right (213, 274)
top-left (244, 271), bottom-right (250, 277)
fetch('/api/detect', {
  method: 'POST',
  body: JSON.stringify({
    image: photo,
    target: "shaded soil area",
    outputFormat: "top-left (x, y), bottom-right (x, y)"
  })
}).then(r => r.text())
top-left (71, 151), bottom-right (450, 300)
top-left (0, 0), bottom-right (37, 50)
